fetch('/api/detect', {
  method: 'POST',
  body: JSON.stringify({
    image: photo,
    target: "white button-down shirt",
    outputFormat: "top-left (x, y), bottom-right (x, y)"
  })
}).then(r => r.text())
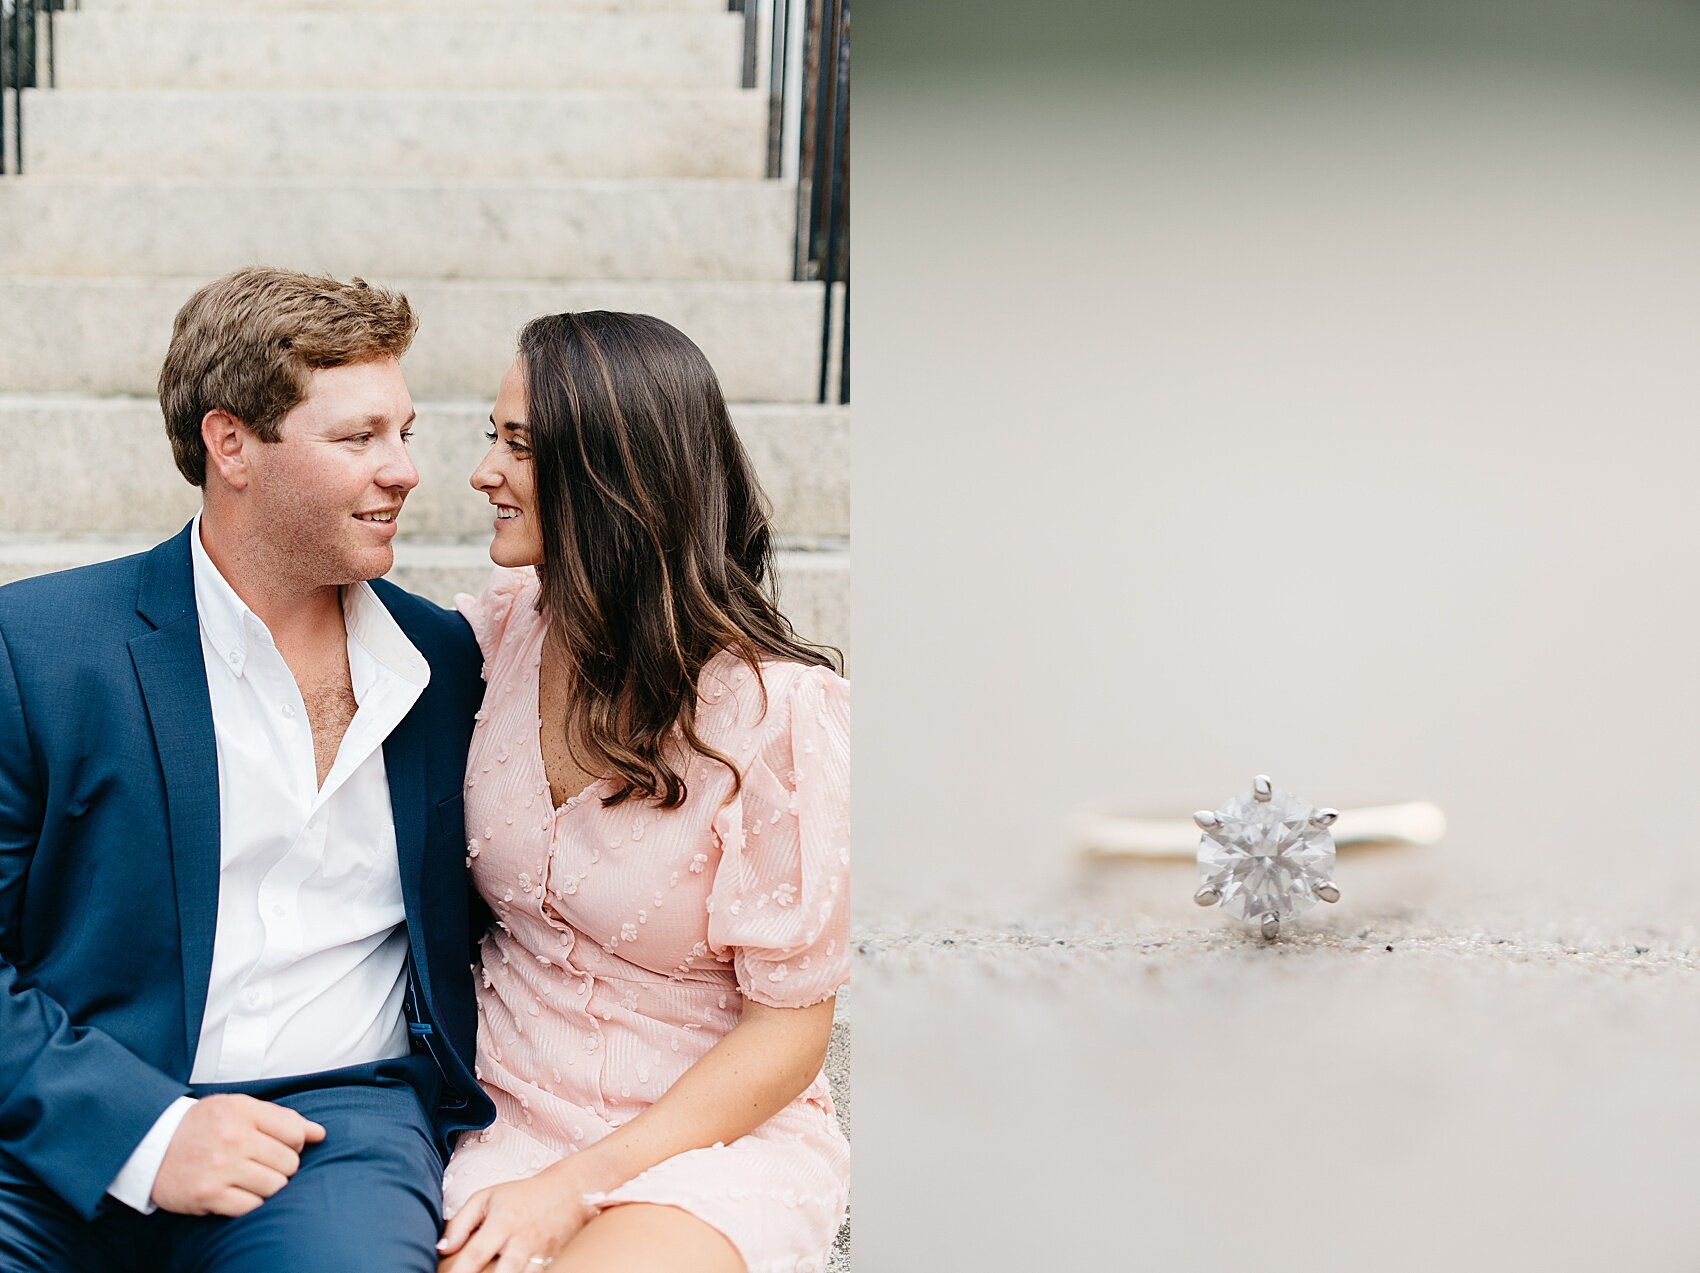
top-left (107, 516), bottom-right (430, 1211)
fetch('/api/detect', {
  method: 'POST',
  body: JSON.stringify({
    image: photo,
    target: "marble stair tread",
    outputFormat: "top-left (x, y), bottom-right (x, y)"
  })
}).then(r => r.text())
top-left (23, 90), bottom-right (767, 180)
top-left (0, 177), bottom-right (794, 282)
top-left (0, 278), bottom-right (831, 403)
top-left (50, 12), bottom-right (745, 92)
top-left (80, 0), bottom-right (724, 11)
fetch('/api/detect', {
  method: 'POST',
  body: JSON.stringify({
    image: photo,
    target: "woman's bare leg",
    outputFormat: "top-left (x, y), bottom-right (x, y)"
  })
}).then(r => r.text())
top-left (555, 1204), bottom-right (745, 1273)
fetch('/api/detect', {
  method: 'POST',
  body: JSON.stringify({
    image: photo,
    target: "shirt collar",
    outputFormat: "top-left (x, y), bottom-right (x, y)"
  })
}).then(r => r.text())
top-left (190, 512), bottom-right (429, 690)
top-left (190, 511), bottom-right (257, 677)
top-left (344, 579), bottom-right (430, 690)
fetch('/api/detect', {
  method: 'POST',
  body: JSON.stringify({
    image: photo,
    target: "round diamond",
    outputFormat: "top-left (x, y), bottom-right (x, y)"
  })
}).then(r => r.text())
top-left (1198, 785), bottom-right (1335, 923)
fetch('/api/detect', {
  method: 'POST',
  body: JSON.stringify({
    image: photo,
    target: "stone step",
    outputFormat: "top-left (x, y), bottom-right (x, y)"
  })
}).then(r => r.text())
top-left (50, 13), bottom-right (743, 92)
top-left (0, 178), bottom-right (794, 282)
top-left (79, 0), bottom-right (723, 11)
top-left (0, 535), bottom-right (849, 658)
top-left (0, 278), bottom-right (827, 402)
top-left (22, 91), bottom-right (766, 180)
top-left (0, 397), bottom-right (848, 540)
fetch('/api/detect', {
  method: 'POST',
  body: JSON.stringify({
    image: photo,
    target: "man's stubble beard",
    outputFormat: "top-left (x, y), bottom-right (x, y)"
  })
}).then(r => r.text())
top-left (250, 493), bottom-right (394, 592)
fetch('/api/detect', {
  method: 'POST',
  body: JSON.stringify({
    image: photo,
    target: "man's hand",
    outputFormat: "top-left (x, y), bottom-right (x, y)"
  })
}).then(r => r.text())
top-left (150, 1093), bottom-right (326, 1217)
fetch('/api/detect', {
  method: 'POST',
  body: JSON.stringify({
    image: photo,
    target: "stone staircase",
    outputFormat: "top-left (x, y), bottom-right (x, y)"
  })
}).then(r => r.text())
top-left (0, 0), bottom-right (849, 664)
top-left (0, 2), bottom-right (850, 1262)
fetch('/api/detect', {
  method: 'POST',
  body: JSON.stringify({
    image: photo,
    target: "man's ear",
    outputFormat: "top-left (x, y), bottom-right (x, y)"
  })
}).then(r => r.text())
top-left (201, 410), bottom-right (252, 491)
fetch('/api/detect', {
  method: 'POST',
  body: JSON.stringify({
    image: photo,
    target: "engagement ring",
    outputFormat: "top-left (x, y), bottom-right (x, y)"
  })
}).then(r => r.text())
top-left (1076, 775), bottom-right (1446, 939)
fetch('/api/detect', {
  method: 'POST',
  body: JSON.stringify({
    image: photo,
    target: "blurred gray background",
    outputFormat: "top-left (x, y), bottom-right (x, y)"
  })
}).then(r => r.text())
top-left (854, 1), bottom-right (1700, 1268)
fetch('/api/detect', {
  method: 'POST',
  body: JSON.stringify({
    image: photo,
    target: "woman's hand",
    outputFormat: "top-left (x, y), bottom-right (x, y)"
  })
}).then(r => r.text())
top-left (437, 997), bottom-right (835, 1272)
top-left (436, 1164), bottom-right (598, 1273)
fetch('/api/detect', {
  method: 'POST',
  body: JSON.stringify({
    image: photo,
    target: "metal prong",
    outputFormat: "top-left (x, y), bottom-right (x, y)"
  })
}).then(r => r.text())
top-left (1193, 884), bottom-right (1221, 907)
top-left (1260, 913), bottom-right (1280, 940)
top-left (1192, 810), bottom-right (1220, 831)
top-left (1310, 808), bottom-right (1339, 827)
top-left (1253, 775), bottom-right (1273, 803)
top-left (1315, 880), bottom-right (1341, 903)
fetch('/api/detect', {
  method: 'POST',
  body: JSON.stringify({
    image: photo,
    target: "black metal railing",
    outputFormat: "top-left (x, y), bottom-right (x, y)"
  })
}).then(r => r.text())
top-left (2, 0), bottom-right (74, 177)
top-left (805, 0), bottom-right (848, 405)
top-left (733, 0), bottom-right (849, 404)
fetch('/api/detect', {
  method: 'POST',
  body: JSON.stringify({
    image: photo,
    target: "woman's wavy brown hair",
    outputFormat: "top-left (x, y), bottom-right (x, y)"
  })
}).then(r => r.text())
top-left (519, 311), bottom-right (839, 809)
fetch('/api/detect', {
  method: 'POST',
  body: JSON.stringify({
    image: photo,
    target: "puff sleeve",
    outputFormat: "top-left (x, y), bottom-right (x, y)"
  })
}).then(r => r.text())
top-left (453, 565), bottom-right (536, 667)
top-left (706, 664), bottom-right (850, 1009)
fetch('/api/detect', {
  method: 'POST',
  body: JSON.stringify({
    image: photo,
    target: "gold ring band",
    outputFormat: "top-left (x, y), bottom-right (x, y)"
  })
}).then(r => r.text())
top-left (1075, 800), bottom-right (1447, 861)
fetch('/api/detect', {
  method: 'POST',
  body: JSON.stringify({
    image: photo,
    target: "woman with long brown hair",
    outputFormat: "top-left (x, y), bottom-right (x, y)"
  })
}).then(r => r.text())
top-left (434, 312), bottom-right (849, 1273)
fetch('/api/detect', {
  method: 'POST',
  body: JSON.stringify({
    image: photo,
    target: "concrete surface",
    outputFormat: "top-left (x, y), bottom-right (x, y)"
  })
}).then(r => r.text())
top-left (23, 91), bottom-right (767, 179)
top-left (825, 996), bottom-right (852, 1272)
top-left (852, 901), bottom-right (1700, 1273)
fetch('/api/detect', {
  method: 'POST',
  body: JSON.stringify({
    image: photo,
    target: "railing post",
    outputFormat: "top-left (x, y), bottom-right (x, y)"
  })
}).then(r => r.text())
top-left (4, 0), bottom-right (68, 175)
top-left (733, 0), bottom-right (757, 90)
top-left (766, 0), bottom-right (848, 400)
top-left (838, 274), bottom-right (850, 406)
top-left (793, 0), bottom-right (818, 279)
top-left (766, 0), bottom-right (787, 178)
top-left (807, 0), bottom-right (833, 276)
top-left (816, 0), bottom-right (847, 404)
top-left (20, 0), bottom-right (32, 170)
top-left (2, 0), bottom-right (11, 176)
top-left (7, 0), bottom-right (25, 176)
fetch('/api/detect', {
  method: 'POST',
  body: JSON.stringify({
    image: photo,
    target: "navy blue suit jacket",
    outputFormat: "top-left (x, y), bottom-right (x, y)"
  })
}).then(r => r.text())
top-left (0, 524), bottom-right (494, 1220)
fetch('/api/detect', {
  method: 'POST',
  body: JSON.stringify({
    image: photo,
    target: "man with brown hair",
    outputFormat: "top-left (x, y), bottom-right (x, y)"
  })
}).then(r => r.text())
top-left (0, 267), bottom-right (493, 1270)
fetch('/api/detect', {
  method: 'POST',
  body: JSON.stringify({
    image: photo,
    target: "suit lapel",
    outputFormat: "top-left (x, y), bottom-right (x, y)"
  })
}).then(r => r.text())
top-left (375, 589), bottom-right (435, 1008)
top-left (385, 696), bottom-right (429, 964)
top-left (129, 525), bottom-right (221, 1065)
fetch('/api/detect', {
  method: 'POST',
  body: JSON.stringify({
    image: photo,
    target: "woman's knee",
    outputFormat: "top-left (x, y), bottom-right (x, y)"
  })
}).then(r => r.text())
top-left (556, 1203), bottom-right (745, 1273)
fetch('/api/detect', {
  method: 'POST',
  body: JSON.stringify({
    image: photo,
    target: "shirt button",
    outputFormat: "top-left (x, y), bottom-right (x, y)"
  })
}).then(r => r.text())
top-left (244, 990), bottom-right (260, 1007)
top-left (272, 904), bottom-right (285, 917)
top-left (226, 651), bottom-right (239, 665)
top-left (281, 704), bottom-right (296, 719)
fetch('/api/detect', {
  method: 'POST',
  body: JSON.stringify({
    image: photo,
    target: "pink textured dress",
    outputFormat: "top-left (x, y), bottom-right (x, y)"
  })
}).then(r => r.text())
top-left (443, 567), bottom-right (850, 1273)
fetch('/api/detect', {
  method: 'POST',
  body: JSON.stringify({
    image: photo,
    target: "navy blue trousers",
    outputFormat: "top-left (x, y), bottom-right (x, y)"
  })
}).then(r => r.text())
top-left (0, 1055), bottom-right (445, 1273)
